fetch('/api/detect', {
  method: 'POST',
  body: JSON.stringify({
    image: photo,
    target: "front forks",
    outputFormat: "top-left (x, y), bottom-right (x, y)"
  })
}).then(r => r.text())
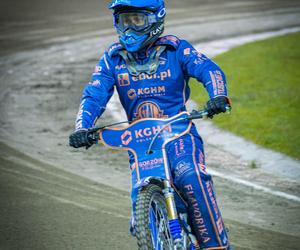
top-left (163, 180), bottom-right (183, 248)
top-left (163, 180), bottom-right (200, 250)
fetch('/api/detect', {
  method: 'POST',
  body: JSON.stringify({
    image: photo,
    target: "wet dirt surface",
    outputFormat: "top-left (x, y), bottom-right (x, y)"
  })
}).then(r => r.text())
top-left (0, 143), bottom-right (136, 250)
top-left (0, 0), bottom-right (300, 249)
top-left (1, 142), bottom-right (299, 250)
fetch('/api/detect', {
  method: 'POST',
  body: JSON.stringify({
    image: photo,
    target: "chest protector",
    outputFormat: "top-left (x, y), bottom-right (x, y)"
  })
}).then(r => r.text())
top-left (118, 46), bottom-right (166, 76)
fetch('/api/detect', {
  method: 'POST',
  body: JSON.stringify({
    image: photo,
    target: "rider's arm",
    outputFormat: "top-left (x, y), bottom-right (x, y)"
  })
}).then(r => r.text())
top-left (75, 52), bottom-right (115, 131)
top-left (177, 40), bottom-right (228, 99)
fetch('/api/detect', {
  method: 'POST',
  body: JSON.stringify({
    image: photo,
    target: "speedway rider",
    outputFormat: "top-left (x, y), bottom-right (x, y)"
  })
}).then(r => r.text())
top-left (69, 0), bottom-right (231, 249)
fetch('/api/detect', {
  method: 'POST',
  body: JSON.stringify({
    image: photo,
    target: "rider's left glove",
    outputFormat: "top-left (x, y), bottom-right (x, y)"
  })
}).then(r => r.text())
top-left (206, 96), bottom-right (231, 118)
top-left (69, 129), bottom-right (94, 149)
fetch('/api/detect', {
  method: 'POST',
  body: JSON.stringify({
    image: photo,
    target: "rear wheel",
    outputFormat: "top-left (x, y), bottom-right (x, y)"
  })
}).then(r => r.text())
top-left (135, 184), bottom-right (174, 250)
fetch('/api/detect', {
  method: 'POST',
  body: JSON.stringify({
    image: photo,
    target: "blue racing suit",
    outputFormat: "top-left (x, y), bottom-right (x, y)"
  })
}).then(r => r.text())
top-left (75, 35), bottom-right (230, 249)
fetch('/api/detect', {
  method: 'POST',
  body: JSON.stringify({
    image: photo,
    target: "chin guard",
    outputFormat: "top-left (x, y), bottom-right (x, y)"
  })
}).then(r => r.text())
top-left (118, 46), bottom-right (166, 76)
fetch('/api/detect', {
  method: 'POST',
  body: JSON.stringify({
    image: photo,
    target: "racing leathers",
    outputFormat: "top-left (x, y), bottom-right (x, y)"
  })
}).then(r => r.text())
top-left (75, 35), bottom-right (230, 249)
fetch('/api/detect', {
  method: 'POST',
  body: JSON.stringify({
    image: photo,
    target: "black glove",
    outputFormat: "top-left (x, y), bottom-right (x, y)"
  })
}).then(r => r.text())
top-left (69, 130), bottom-right (95, 149)
top-left (206, 96), bottom-right (230, 118)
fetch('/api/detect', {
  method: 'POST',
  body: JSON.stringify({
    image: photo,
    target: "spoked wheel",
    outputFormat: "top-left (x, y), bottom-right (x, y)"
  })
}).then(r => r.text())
top-left (135, 184), bottom-right (174, 250)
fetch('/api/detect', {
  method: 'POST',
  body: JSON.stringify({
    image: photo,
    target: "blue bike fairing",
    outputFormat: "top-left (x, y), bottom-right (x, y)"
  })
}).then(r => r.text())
top-left (100, 112), bottom-right (192, 181)
top-left (75, 35), bottom-right (228, 131)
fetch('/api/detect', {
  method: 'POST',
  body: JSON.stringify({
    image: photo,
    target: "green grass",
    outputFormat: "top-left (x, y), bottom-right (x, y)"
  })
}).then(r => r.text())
top-left (190, 32), bottom-right (300, 159)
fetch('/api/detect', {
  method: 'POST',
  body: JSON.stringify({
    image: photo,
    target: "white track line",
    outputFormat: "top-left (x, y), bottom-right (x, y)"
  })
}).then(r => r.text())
top-left (8, 183), bottom-right (130, 219)
top-left (0, 166), bottom-right (126, 199)
top-left (195, 27), bottom-right (300, 58)
top-left (208, 169), bottom-right (300, 203)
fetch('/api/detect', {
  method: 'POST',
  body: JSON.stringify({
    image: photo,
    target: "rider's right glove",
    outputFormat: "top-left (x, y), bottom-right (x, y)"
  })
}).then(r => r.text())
top-left (69, 129), bottom-right (94, 149)
top-left (206, 96), bottom-right (231, 118)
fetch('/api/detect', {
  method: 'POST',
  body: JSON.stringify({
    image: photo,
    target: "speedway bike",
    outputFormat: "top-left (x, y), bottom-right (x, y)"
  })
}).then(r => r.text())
top-left (85, 109), bottom-right (226, 250)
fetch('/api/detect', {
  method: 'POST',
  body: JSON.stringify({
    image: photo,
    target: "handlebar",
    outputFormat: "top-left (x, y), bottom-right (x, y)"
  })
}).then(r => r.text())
top-left (82, 105), bottom-right (231, 148)
top-left (187, 105), bottom-right (231, 120)
top-left (86, 129), bottom-right (100, 144)
top-left (187, 109), bottom-right (209, 120)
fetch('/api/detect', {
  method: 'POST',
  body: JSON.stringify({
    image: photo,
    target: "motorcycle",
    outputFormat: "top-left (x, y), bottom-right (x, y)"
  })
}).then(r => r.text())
top-left (82, 109), bottom-right (224, 250)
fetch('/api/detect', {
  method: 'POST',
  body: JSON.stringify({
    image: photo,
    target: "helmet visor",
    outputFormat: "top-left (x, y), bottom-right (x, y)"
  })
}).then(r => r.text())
top-left (116, 11), bottom-right (156, 32)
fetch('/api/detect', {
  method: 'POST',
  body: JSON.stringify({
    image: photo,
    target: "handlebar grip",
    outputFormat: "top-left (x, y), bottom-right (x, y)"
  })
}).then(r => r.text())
top-left (187, 110), bottom-right (208, 120)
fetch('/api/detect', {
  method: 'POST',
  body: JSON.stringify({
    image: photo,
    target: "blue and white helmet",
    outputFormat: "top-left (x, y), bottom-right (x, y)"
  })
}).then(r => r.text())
top-left (109, 0), bottom-right (166, 52)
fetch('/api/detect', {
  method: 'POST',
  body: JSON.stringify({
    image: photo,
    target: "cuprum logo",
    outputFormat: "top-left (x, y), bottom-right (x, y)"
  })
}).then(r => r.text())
top-left (118, 73), bottom-right (130, 86)
top-left (134, 101), bottom-right (167, 119)
top-left (121, 130), bottom-right (132, 145)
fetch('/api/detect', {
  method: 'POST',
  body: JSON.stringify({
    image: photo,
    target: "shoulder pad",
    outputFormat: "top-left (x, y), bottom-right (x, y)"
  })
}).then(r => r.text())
top-left (107, 43), bottom-right (124, 57)
top-left (155, 35), bottom-right (181, 49)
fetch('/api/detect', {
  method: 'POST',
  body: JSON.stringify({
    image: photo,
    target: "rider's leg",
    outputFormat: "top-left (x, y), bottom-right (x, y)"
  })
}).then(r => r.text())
top-left (166, 133), bottom-right (230, 250)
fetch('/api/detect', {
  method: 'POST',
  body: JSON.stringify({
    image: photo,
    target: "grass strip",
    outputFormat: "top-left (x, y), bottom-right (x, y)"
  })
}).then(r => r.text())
top-left (190, 32), bottom-right (300, 159)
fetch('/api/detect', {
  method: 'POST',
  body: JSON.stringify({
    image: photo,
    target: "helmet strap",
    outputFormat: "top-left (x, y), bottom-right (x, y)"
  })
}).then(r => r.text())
top-left (118, 46), bottom-right (166, 76)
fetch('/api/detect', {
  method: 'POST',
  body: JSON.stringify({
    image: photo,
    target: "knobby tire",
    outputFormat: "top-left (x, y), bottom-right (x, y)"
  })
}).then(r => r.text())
top-left (135, 184), bottom-right (170, 250)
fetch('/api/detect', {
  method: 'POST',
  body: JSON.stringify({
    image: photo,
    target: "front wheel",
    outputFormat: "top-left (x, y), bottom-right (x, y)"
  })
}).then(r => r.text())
top-left (135, 184), bottom-right (174, 250)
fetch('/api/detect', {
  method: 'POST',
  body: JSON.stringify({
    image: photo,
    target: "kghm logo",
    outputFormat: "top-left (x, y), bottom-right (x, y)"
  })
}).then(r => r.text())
top-left (134, 125), bottom-right (171, 139)
top-left (137, 86), bottom-right (165, 96)
top-left (121, 130), bottom-right (132, 145)
top-left (127, 89), bottom-right (137, 99)
top-left (120, 125), bottom-right (172, 145)
top-left (134, 101), bottom-right (167, 119)
top-left (118, 73), bottom-right (130, 86)
top-left (127, 86), bottom-right (166, 100)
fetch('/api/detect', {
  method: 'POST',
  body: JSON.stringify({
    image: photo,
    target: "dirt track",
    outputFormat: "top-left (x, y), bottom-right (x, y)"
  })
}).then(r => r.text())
top-left (0, 0), bottom-right (300, 249)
